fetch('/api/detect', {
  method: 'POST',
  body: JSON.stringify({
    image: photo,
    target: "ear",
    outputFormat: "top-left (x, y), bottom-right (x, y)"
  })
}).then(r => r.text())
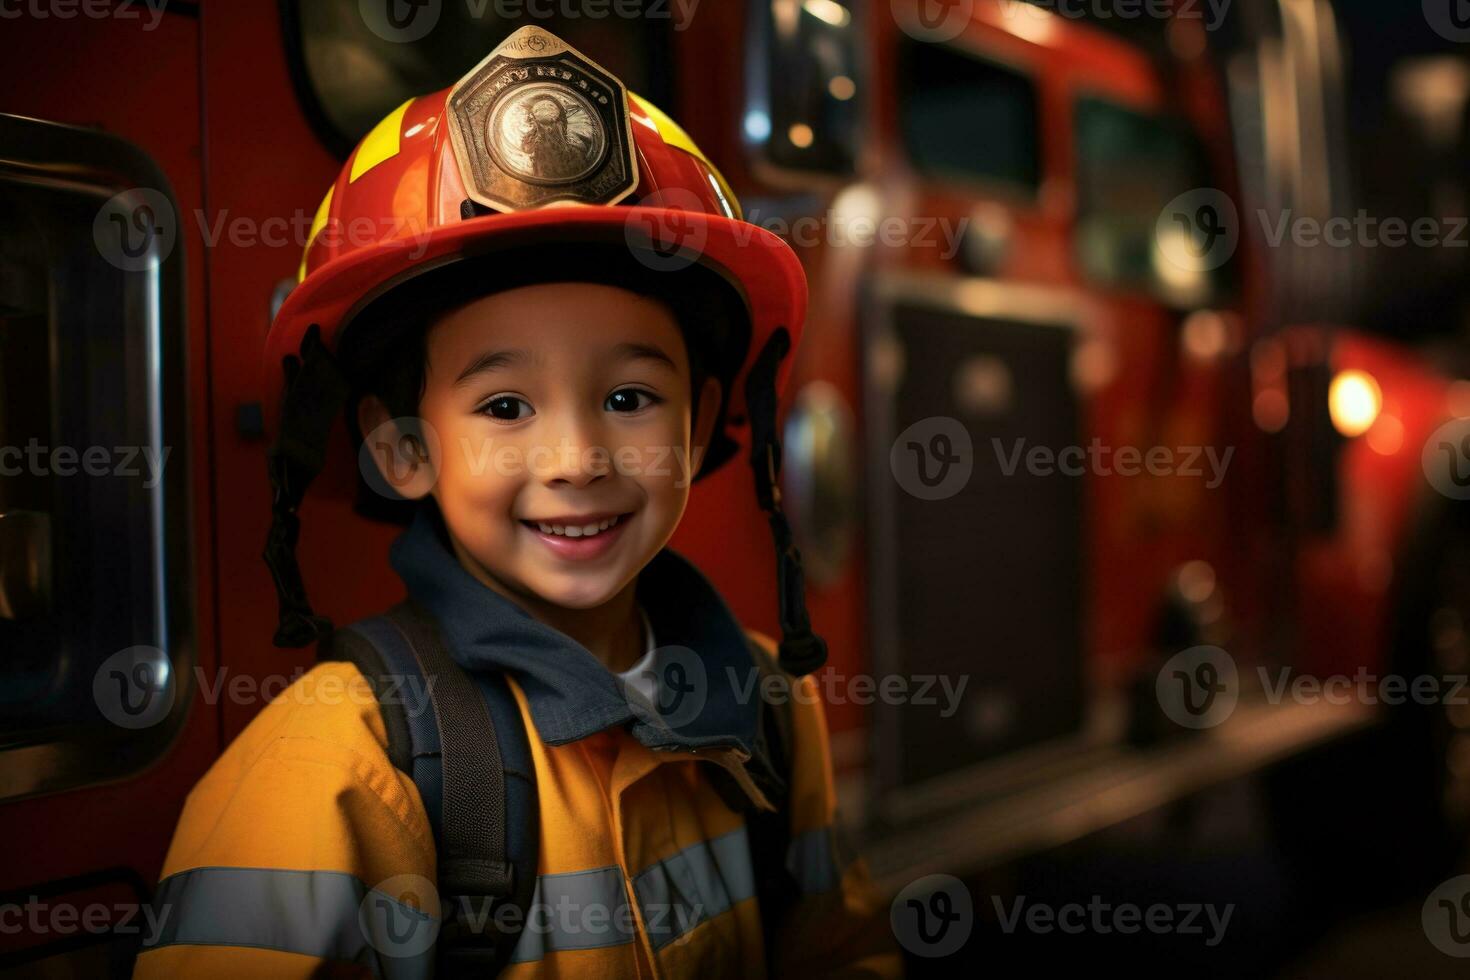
top-left (356, 394), bottom-right (437, 501)
top-left (689, 376), bottom-right (723, 480)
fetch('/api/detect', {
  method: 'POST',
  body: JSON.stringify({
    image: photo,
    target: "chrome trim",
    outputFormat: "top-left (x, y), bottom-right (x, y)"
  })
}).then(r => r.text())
top-left (0, 113), bottom-right (193, 801)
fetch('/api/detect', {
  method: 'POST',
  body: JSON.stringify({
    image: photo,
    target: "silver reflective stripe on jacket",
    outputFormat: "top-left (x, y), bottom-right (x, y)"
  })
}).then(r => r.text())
top-left (147, 822), bottom-right (849, 969)
top-left (507, 865), bottom-right (635, 962)
top-left (146, 866), bottom-right (433, 979)
top-left (633, 825), bottom-right (757, 952)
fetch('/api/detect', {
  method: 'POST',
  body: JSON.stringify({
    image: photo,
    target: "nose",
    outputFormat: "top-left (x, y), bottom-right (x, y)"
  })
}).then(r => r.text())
top-left (535, 407), bottom-right (611, 489)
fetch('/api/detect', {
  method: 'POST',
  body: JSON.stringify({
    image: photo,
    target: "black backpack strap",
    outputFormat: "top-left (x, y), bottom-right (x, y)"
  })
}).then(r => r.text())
top-left (320, 602), bottom-right (539, 977)
top-left (383, 601), bottom-right (530, 977)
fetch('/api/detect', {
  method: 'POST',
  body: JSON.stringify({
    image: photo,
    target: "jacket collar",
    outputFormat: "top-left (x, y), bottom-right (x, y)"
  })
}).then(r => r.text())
top-left (389, 504), bottom-right (764, 760)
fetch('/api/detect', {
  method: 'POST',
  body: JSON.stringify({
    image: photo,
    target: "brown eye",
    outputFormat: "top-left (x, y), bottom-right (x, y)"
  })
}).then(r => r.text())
top-left (606, 388), bottom-right (662, 413)
top-left (478, 395), bottom-right (533, 421)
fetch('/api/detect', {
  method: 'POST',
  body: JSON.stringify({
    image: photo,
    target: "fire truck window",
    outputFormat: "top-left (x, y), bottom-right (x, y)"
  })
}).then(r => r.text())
top-left (1074, 97), bottom-right (1230, 305)
top-left (749, 0), bottom-right (861, 175)
top-left (0, 116), bottom-right (190, 800)
top-left (284, 1), bottom-right (675, 156)
top-left (898, 39), bottom-right (1040, 193)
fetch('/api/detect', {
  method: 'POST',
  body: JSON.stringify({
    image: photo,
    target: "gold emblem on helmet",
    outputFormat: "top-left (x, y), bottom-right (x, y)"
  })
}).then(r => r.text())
top-left (446, 26), bottom-right (640, 212)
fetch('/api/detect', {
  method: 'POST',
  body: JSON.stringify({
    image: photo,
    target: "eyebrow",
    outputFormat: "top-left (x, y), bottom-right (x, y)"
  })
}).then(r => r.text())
top-left (453, 347), bottom-right (534, 387)
top-left (454, 341), bottom-right (679, 387)
top-left (610, 342), bottom-right (679, 372)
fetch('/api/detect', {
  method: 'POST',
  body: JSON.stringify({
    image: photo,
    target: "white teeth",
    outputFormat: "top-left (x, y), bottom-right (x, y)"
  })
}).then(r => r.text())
top-left (534, 514), bottom-right (623, 538)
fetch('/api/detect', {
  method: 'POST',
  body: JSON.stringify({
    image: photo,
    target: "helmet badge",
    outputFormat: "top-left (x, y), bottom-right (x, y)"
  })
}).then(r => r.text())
top-left (446, 25), bottom-right (640, 212)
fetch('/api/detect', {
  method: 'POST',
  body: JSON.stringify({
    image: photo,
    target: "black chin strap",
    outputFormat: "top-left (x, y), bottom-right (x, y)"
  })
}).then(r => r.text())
top-left (264, 323), bottom-right (349, 648)
top-left (744, 328), bottom-right (829, 677)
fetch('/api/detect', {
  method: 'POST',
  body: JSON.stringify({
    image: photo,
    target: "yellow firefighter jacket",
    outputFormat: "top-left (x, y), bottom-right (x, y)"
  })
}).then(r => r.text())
top-left (134, 505), bottom-right (902, 978)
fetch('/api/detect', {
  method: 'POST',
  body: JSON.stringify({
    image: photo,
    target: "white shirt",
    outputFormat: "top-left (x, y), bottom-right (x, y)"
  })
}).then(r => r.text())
top-left (616, 604), bottom-right (659, 706)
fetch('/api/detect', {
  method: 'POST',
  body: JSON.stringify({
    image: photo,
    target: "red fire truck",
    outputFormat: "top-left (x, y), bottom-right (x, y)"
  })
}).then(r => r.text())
top-left (2, 0), bottom-right (1466, 971)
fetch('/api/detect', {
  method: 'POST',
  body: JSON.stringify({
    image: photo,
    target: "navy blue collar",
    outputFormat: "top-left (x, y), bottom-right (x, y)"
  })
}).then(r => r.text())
top-left (389, 504), bottom-right (763, 757)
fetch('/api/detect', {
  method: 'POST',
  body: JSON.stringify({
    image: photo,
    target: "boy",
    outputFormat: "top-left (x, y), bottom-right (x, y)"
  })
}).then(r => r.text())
top-left (135, 26), bottom-right (901, 979)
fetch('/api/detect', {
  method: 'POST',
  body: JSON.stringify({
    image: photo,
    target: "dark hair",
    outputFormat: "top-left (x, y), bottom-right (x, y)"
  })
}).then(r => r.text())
top-left (336, 243), bottom-right (749, 523)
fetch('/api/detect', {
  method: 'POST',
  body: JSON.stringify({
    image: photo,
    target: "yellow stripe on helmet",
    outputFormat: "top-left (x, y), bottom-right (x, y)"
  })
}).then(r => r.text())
top-left (297, 184), bottom-right (335, 284)
top-left (349, 99), bottom-right (414, 184)
top-left (629, 92), bottom-right (743, 222)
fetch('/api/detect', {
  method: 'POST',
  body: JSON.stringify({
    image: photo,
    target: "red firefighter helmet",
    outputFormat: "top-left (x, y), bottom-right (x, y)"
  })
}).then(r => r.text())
top-left (263, 26), bottom-right (825, 674)
top-left (266, 24), bottom-right (805, 448)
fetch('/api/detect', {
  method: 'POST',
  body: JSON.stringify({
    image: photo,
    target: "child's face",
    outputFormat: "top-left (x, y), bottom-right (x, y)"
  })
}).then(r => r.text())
top-left (361, 281), bottom-right (722, 612)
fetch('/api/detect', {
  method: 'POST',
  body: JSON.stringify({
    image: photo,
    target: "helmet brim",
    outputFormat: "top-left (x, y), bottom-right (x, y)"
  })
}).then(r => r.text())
top-left (267, 206), bottom-right (807, 441)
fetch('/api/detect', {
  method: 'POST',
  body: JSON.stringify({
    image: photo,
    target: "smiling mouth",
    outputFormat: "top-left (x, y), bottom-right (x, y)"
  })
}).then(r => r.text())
top-left (519, 512), bottom-right (632, 539)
